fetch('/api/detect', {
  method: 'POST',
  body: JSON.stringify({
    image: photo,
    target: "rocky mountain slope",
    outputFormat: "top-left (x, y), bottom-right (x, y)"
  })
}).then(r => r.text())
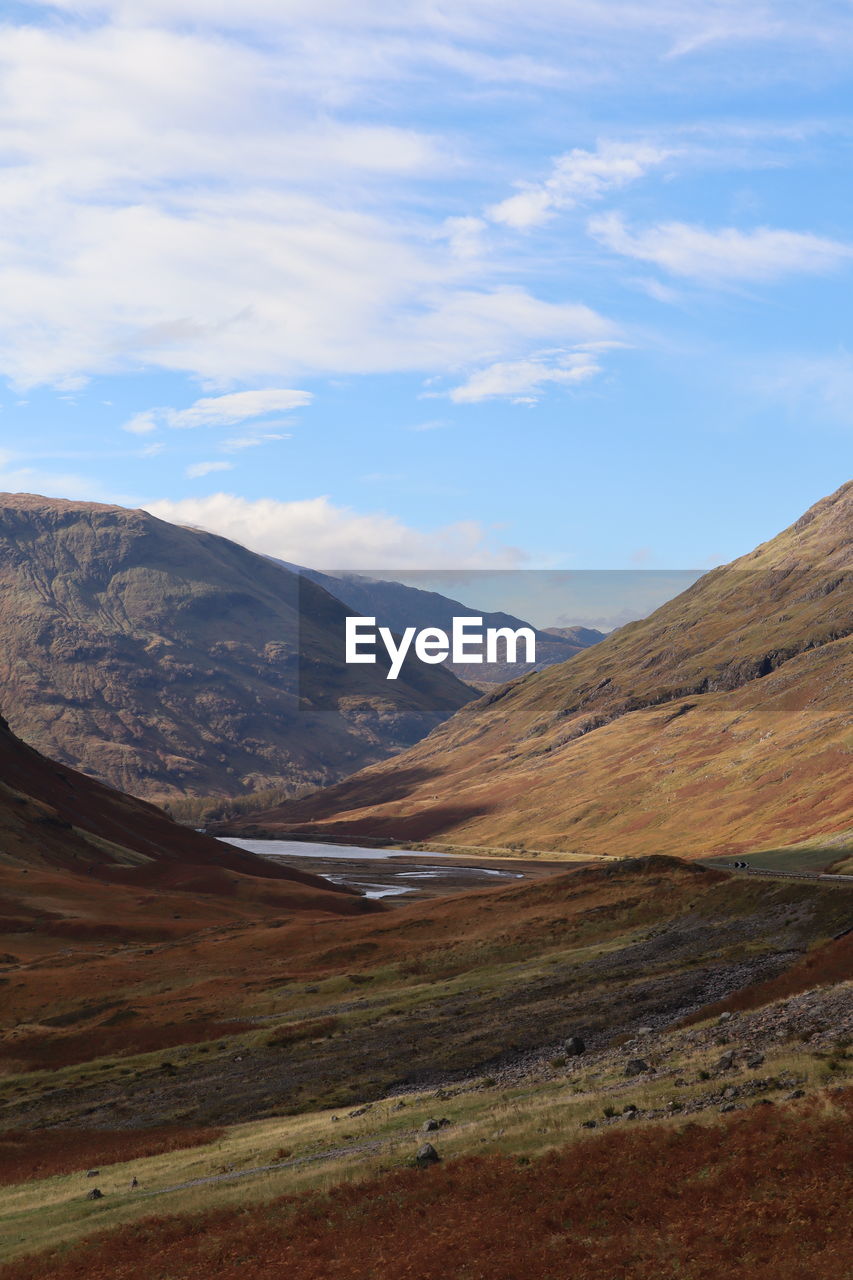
top-left (0, 494), bottom-right (474, 802)
top-left (230, 482), bottom-right (853, 859)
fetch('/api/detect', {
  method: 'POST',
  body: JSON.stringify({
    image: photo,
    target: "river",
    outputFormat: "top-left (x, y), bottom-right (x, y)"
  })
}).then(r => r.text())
top-left (219, 837), bottom-right (525, 900)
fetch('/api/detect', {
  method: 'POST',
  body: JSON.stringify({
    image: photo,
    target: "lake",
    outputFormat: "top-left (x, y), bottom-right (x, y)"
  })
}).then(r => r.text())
top-left (219, 837), bottom-right (525, 900)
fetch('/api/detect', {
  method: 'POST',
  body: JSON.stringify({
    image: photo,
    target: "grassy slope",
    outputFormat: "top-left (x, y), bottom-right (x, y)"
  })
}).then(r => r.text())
top-left (242, 481), bottom-right (853, 860)
top-left (3, 860), bottom-right (850, 1119)
top-left (2, 858), bottom-right (851, 1271)
top-left (3, 1081), bottom-right (850, 1276)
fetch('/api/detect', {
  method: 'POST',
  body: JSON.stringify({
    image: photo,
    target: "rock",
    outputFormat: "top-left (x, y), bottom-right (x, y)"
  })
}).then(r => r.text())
top-left (723, 1086), bottom-right (738, 1100)
top-left (581, 1120), bottom-right (597, 1129)
top-left (718, 1011), bottom-right (733, 1022)
top-left (745, 1052), bottom-right (765, 1069)
top-left (86, 1170), bottom-right (100, 1178)
top-left (625, 1059), bottom-right (648, 1077)
top-left (564, 1035), bottom-right (586, 1056)
top-left (422, 1119), bottom-right (440, 1132)
top-left (415, 1143), bottom-right (440, 1167)
top-left (716, 1051), bottom-right (736, 1071)
top-left (637, 1026), bottom-right (654, 1035)
top-left (786, 1089), bottom-right (806, 1100)
top-left (622, 1104), bottom-right (638, 1114)
top-left (720, 1103), bottom-right (736, 1113)
top-left (85, 1188), bottom-right (104, 1200)
top-left (348, 1106), bottom-right (371, 1117)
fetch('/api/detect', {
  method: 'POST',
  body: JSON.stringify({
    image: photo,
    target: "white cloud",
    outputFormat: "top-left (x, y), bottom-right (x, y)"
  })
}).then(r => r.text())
top-left (441, 216), bottom-right (488, 259)
top-left (489, 141), bottom-right (672, 230)
top-left (0, 461), bottom-right (112, 500)
top-left (589, 214), bottom-right (853, 283)
top-left (122, 411), bottom-right (159, 435)
top-left (185, 460), bottom-right (235, 478)
top-left (0, 20), bottom-right (614, 391)
top-left (448, 349), bottom-right (602, 403)
top-left (121, 389), bottom-right (309, 441)
top-left (143, 492), bottom-right (526, 569)
top-left (220, 432), bottom-right (291, 451)
top-left (166, 389), bottom-right (312, 428)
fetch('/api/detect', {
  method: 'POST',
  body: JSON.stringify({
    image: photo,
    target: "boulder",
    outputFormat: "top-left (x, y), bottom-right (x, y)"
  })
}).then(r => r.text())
top-left (564, 1036), bottom-right (586, 1057)
top-left (716, 1050), bottom-right (736, 1071)
top-left (421, 1119), bottom-right (440, 1132)
top-left (416, 1143), bottom-right (440, 1167)
top-left (624, 1059), bottom-right (648, 1077)
top-left (745, 1052), bottom-right (765, 1069)
top-left (85, 1188), bottom-right (103, 1200)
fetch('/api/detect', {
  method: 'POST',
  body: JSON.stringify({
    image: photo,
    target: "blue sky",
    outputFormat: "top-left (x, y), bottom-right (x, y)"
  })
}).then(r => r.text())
top-left (0, 0), bottom-right (851, 578)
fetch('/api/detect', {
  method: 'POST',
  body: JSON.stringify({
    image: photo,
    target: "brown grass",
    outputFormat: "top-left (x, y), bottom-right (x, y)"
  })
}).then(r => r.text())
top-left (7, 1091), bottom-right (851, 1280)
top-left (0, 1126), bottom-right (223, 1186)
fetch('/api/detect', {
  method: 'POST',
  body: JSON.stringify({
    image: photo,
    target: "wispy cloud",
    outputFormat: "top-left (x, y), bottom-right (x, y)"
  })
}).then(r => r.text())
top-left (219, 431), bottom-right (291, 452)
top-left (406, 418), bottom-right (451, 432)
top-left (489, 141), bottom-right (673, 230)
top-left (143, 492), bottom-right (526, 569)
top-left (753, 350), bottom-right (853, 427)
top-left (447, 349), bottom-right (603, 404)
top-left (122, 389), bottom-right (311, 437)
top-left (589, 214), bottom-right (853, 284)
top-left (185, 460), bottom-right (235, 478)
top-left (166, 389), bottom-right (312, 428)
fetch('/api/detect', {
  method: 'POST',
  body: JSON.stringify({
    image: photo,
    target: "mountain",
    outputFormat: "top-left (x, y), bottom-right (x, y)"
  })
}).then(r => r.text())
top-left (544, 625), bottom-right (607, 647)
top-left (0, 494), bottom-right (474, 803)
top-left (0, 712), bottom-right (371, 956)
top-left (279, 565), bottom-right (604, 685)
top-left (226, 482), bottom-right (853, 860)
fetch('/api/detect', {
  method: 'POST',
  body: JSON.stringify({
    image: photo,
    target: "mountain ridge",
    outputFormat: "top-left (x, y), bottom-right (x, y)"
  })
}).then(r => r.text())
top-left (225, 481), bottom-right (852, 859)
top-left (0, 493), bottom-right (474, 802)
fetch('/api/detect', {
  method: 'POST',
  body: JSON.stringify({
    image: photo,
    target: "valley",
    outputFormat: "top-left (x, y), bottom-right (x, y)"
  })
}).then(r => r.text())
top-left (0, 484), bottom-right (850, 1278)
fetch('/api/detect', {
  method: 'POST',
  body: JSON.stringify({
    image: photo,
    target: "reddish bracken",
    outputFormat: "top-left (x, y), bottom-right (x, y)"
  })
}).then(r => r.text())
top-left (0, 1126), bottom-right (222, 1187)
top-left (7, 1091), bottom-right (852, 1280)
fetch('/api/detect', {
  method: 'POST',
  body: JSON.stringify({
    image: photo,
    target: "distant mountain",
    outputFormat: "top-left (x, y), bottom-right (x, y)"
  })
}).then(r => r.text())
top-left (0, 713), bottom-right (370, 953)
top-left (544, 625), bottom-right (607, 647)
top-left (229, 482), bottom-right (853, 860)
top-left (283, 565), bottom-right (604, 685)
top-left (0, 495), bottom-right (473, 803)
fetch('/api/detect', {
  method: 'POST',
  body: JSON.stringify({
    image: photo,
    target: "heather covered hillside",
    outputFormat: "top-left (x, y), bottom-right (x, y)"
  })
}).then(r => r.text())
top-left (0, 713), bottom-right (372, 961)
top-left (236, 482), bottom-right (853, 859)
top-left (0, 494), bottom-right (473, 803)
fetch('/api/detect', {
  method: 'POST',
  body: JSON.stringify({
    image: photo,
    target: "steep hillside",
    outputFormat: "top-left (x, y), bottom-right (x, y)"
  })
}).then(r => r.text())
top-left (0, 494), bottom-right (473, 802)
top-left (0, 713), bottom-right (373, 959)
top-left (231, 482), bottom-right (853, 859)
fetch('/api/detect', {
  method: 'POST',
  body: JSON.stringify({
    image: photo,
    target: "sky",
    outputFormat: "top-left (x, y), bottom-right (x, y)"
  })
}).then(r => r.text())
top-left (0, 0), bottom-right (851, 579)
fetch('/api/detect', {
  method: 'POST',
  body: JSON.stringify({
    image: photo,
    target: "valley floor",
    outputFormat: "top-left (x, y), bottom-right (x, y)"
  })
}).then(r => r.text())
top-left (2, 857), bottom-right (851, 1276)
